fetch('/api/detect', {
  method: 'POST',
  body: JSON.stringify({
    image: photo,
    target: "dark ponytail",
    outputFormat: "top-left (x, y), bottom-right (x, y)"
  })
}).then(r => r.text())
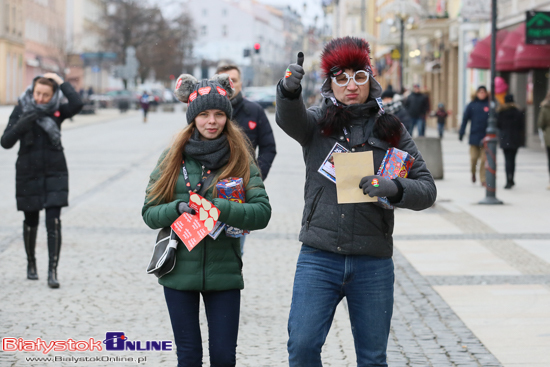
top-left (373, 113), bottom-right (403, 147)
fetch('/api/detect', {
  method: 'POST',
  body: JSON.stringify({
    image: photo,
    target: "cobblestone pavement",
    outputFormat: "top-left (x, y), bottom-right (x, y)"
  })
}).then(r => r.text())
top-left (1, 108), bottom-right (545, 366)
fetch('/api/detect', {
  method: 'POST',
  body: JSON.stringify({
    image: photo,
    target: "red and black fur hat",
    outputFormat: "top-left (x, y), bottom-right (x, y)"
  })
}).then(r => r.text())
top-left (320, 37), bottom-right (373, 77)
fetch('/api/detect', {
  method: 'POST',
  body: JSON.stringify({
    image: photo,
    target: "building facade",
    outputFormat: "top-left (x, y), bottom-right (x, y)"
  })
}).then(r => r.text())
top-left (0, 0), bottom-right (25, 104)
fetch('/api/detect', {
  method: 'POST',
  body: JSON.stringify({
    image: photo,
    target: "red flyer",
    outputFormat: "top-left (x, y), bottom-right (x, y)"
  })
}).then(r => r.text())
top-left (171, 193), bottom-right (220, 252)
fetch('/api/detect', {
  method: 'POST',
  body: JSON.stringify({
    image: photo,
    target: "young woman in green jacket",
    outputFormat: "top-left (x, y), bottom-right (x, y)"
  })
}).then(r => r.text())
top-left (142, 74), bottom-right (271, 367)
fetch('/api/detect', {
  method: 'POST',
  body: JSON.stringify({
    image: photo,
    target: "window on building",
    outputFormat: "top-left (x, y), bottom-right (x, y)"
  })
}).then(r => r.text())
top-left (200, 25), bottom-right (207, 36)
top-left (5, 4), bottom-right (9, 32)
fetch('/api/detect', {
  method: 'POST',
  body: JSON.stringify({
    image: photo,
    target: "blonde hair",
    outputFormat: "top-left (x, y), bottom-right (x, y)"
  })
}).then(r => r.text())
top-left (146, 119), bottom-right (254, 204)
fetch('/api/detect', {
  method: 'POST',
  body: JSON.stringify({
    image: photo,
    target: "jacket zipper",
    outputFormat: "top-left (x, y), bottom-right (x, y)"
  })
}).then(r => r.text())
top-left (306, 187), bottom-right (325, 229)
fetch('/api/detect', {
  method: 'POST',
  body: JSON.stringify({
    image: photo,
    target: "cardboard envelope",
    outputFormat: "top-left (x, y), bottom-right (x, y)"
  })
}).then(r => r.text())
top-left (333, 151), bottom-right (377, 204)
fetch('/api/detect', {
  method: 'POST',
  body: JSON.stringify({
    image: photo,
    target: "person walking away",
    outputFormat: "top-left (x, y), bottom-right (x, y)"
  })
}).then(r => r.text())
top-left (404, 83), bottom-right (429, 137)
top-left (140, 91), bottom-right (150, 123)
top-left (276, 37), bottom-right (437, 366)
top-left (537, 90), bottom-right (550, 190)
top-left (459, 86), bottom-right (490, 186)
top-left (381, 88), bottom-right (412, 134)
top-left (142, 73), bottom-right (271, 367)
top-left (1, 73), bottom-right (83, 288)
top-left (216, 64), bottom-right (277, 255)
top-left (496, 94), bottom-right (525, 189)
top-left (434, 103), bottom-right (448, 138)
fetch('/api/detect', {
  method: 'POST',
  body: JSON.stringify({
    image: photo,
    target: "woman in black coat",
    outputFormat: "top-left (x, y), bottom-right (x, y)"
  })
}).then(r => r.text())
top-left (497, 94), bottom-right (525, 189)
top-left (1, 73), bottom-right (83, 288)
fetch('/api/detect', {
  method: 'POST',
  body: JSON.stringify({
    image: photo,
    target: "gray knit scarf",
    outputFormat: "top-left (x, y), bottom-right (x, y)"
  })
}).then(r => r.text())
top-left (184, 129), bottom-right (230, 170)
top-left (19, 81), bottom-right (63, 147)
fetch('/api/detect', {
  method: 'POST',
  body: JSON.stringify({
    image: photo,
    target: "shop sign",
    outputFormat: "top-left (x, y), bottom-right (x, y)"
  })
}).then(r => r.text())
top-left (526, 11), bottom-right (550, 45)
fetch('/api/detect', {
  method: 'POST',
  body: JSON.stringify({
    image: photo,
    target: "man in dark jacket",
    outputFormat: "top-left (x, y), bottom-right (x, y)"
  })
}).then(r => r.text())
top-left (276, 37), bottom-right (436, 367)
top-left (459, 86), bottom-right (490, 186)
top-left (382, 89), bottom-right (412, 133)
top-left (216, 64), bottom-right (277, 180)
top-left (405, 84), bottom-right (429, 136)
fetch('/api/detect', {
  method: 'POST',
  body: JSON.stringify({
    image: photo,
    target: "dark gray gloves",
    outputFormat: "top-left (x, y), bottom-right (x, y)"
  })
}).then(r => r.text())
top-left (282, 52), bottom-right (304, 94)
top-left (14, 111), bottom-right (39, 134)
top-left (177, 201), bottom-right (196, 216)
top-left (359, 175), bottom-right (398, 198)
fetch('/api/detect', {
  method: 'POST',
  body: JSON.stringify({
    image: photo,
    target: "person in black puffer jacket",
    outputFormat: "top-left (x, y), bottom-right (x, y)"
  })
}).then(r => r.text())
top-left (497, 94), bottom-right (525, 189)
top-left (1, 73), bottom-right (83, 288)
top-left (276, 37), bottom-right (436, 367)
top-left (216, 64), bottom-right (277, 180)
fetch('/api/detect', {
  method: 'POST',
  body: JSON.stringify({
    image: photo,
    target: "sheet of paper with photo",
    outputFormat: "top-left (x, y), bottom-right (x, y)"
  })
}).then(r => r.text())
top-left (333, 151), bottom-right (377, 204)
top-left (318, 143), bottom-right (349, 183)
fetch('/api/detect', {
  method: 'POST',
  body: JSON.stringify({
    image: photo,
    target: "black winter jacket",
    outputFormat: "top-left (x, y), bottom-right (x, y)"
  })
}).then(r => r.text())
top-left (1, 82), bottom-right (83, 211)
top-left (405, 92), bottom-right (429, 119)
top-left (231, 92), bottom-right (277, 179)
top-left (459, 98), bottom-right (490, 146)
top-left (275, 82), bottom-right (437, 257)
top-left (497, 103), bottom-right (525, 150)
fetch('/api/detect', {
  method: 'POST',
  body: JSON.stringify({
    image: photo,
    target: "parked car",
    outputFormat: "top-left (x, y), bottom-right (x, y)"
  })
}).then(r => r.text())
top-left (91, 90), bottom-right (137, 109)
top-left (244, 86), bottom-right (277, 109)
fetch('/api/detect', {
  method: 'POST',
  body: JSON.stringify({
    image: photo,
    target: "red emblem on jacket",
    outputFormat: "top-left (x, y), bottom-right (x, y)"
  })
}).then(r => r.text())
top-left (54, 111), bottom-right (60, 118)
top-left (484, 106), bottom-right (489, 113)
top-left (248, 121), bottom-right (257, 130)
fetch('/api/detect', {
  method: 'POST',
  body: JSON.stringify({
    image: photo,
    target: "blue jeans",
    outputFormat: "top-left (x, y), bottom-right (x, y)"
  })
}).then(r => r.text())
top-left (288, 245), bottom-right (394, 367)
top-left (411, 118), bottom-right (426, 137)
top-left (164, 287), bottom-right (240, 367)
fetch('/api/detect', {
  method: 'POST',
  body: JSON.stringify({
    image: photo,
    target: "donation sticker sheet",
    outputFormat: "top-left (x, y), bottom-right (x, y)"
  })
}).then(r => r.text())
top-left (171, 193), bottom-right (220, 251)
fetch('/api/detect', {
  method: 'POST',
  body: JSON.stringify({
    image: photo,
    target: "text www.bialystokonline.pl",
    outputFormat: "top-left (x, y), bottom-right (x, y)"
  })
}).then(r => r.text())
top-left (24, 356), bottom-right (148, 364)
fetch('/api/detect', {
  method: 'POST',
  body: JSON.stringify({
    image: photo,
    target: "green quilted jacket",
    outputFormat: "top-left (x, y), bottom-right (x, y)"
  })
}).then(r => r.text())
top-left (142, 152), bottom-right (271, 291)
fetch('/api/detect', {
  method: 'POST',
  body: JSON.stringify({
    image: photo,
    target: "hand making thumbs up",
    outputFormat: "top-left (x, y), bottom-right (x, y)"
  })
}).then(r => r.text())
top-left (282, 52), bottom-right (305, 94)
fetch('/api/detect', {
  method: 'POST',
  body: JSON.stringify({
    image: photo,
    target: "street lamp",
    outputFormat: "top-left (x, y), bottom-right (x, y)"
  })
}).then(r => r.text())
top-left (379, 0), bottom-right (424, 93)
top-left (479, 0), bottom-right (503, 205)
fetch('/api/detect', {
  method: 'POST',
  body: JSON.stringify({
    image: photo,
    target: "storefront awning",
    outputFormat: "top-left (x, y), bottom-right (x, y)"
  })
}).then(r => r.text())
top-left (466, 30), bottom-right (508, 69)
top-left (496, 27), bottom-right (522, 71)
top-left (514, 24), bottom-right (550, 70)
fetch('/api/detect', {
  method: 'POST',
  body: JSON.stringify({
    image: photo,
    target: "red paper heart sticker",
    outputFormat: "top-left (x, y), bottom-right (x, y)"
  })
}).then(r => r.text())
top-left (248, 121), bottom-right (257, 130)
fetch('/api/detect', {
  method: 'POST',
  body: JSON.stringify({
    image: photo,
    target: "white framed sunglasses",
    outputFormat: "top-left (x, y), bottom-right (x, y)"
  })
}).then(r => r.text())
top-left (331, 70), bottom-right (370, 87)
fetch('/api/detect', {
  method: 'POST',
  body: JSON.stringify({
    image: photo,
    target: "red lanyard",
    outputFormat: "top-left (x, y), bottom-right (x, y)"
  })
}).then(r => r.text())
top-left (182, 159), bottom-right (213, 193)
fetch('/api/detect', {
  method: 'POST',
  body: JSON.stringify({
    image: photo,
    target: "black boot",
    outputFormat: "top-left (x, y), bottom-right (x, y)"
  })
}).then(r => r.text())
top-left (23, 222), bottom-right (39, 280)
top-left (46, 218), bottom-right (61, 288)
top-left (504, 174), bottom-right (514, 189)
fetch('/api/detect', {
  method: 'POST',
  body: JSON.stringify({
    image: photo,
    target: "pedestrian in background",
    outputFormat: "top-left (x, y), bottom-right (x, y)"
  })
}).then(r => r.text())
top-left (404, 83), bottom-right (429, 137)
top-left (497, 94), bottom-right (525, 189)
top-left (433, 103), bottom-right (448, 138)
top-left (140, 91), bottom-right (150, 123)
top-left (142, 74), bottom-right (271, 367)
top-left (537, 90), bottom-right (550, 190)
top-left (459, 86), bottom-right (490, 186)
top-left (1, 73), bottom-right (83, 288)
top-left (381, 88), bottom-right (413, 134)
top-left (215, 64), bottom-right (277, 180)
top-left (276, 37), bottom-right (436, 366)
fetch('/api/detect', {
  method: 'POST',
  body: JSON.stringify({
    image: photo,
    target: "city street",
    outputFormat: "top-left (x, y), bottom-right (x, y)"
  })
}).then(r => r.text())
top-left (1, 107), bottom-right (549, 366)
